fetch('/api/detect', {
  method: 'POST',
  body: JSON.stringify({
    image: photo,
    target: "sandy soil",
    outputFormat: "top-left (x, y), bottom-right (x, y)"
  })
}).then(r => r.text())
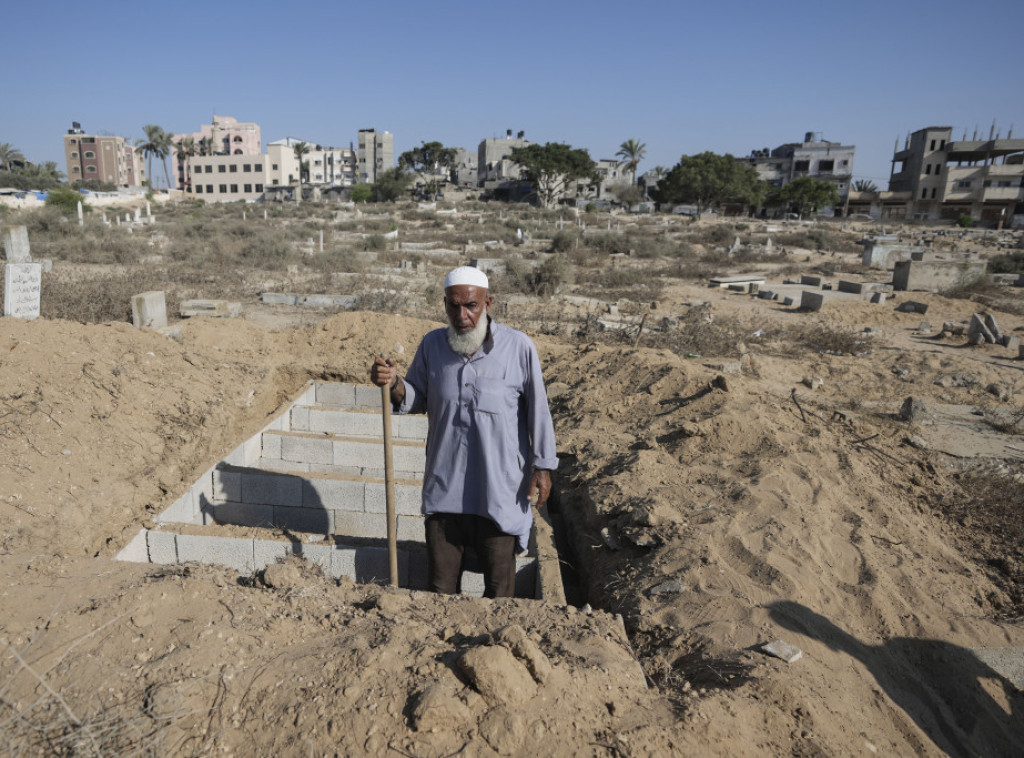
top-left (1, 233), bottom-right (1023, 755)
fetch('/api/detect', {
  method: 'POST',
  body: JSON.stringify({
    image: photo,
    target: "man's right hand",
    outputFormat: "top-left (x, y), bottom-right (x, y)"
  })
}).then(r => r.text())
top-left (370, 356), bottom-right (398, 388)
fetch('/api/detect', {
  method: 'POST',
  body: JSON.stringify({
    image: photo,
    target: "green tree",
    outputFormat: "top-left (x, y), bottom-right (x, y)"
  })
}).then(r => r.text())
top-left (510, 142), bottom-right (599, 208)
top-left (654, 152), bottom-right (764, 216)
top-left (615, 139), bottom-right (646, 183)
top-left (350, 184), bottom-right (373, 203)
top-left (46, 186), bottom-right (86, 214)
top-left (373, 167), bottom-right (413, 202)
top-left (852, 179), bottom-right (878, 193)
top-left (398, 141), bottom-right (458, 196)
top-left (0, 143), bottom-right (26, 171)
top-left (157, 128), bottom-right (174, 189)
top-left (778, 176), bottom-right (840, 218)
top-left (140, 125), bottom-right (165, 188)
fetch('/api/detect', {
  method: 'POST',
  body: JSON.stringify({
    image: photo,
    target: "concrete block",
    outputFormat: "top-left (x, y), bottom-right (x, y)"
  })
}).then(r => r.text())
top-left (1003, 335), bottom-right (1020, 352)
top-left (303, 476), bottom-right (365, 510)
top-left (291, 541), bottom-right (333, 573)
top-left (253, 539), bottom-right (292, 570)
top-left (392, 443), bottom-right (426, 474)
top-left (331, 544), bottom-right (407, 585)
top-left (156, 491), bottom-right (195, 524)
top-left (316, 383), bottom-right (355, 406)
top-left (258, 458), bottom-right (310, 474)
top-left (241, 470), bottom-right (303, 507)
top-left (969, 313), bottom-right (996, 344)
top-left (261, 431), bottom-right (283, 461)
top-left (210, 500), bottom-right (275, 527)
top-left (309, 408), bottom-right (378, 436)
top-left (273, 505), bottom-right (333, 533)
top-left (131, 291), bottom-right (168, 330)
top-left (332, 510), bottom-right (386, 539)
top-left (289, 406), bottom-right (310, 432)
top-left (179, 299), bottom-right (241, 318)
top-left (282, 434), bottom-right (334, 466)
top-left (983, 313), bottom-right (1003, 342)
top-left (2, 225), bottom-right (31, 262)
top-left (800, 275), bottom-right (823, 287)
top-left (212, 469), bottom-right (242, 502)
top-left (147, 530), bottom-right (178, 564)
top-left (176, 533), bottom-right (255, 574)
top-left (311, 462), bottom-right (364, 476)
top-left (396, 515), bottom-right (425, 542)
top-left (365, 481), bottom-right (422, 516)
top-left (242, 436), bottom-right (261, 466)
top-left (221, 442), bottom-right (247, 466)
top-left (893, 259), bottom-right (986, 291)
top-left (116, 529), bottom-right (149, 562)
top-left (353, 384), bottom-right (381, 409)
top-left (396, 415), bottom-right (429, 441)
top-left (332, 438), bottom-right (381, 469)
top-left (782, 297), bottom-right (795, 306)
top-left (800, 291), bottom-right (825, 311)
top-left (870, 292), bottom-right (887, 304)
top-left (261, 292), bottom-right (299, 305)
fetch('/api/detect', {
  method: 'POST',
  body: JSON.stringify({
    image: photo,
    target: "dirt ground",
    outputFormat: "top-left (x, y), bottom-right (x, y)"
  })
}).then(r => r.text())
top-left (2, 214), bottom-right (1024, 756)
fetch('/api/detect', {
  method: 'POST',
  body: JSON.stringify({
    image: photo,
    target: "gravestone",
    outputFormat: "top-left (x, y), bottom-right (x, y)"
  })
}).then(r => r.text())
top-left (4, 262), bottom-right (42, 319)
top-left (2, 226), bottom-right (31, 262)
top-left (77, 200), bottom-right (84, 226)
top-left (131, 291), bottom-right (168, 330)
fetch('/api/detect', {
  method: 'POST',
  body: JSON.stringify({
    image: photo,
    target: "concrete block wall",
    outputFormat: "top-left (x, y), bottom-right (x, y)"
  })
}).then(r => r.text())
top-left (117, 381), bottom-right (550, 599)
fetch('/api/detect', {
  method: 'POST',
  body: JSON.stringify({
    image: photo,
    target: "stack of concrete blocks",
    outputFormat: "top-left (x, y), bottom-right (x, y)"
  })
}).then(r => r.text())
top-left (131, 291), bottom-right (168, 330)
top-left (116, 382), bottom-right (548, 599)
top-left (860, 237), bottom-right (924, 269)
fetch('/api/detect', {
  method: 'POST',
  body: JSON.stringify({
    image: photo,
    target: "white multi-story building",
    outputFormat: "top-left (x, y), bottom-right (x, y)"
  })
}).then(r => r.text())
top-left (190, 154), bottom-right (267, 203)
top-left (745, 132), bottom-right (855, 205)
top-left (266, 138), bottom-right (357, 189)
top-left (357, 129), bottom-right (393, 183)
top-left (173, 116), bottom-right (261, 191)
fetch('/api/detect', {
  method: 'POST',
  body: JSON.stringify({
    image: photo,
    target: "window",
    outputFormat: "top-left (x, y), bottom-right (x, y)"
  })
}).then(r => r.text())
top-left (229, 164), bottom-right (237, 172)
top-left (272, 179), bottom-right (279, 185)
top-left (931, 188), bottom-right (936, 199)
top-left (70, 151), bottom-right (78, 158)
top-left (84, 151), bottom-right (95, 158)
top-left (72, 166), bottom-right (80, 174)
top-left (244, 184), bottom-right (252, 192)
top-left (86, 166), bottom-right (96, 173)
top-left (818, 160), bottom-right (834, 172)
top-left (218, 165), bottom-right (226, 173)
top-left (930, 139), bottom-right (936, 151)
top-left (219, 184), bottom-right (227, 193)
top-left (794, 160), bottom-right (810, 172)
top-left (206, 185), bottom-right (213, 193)
top-left (272, 164), bottom-right (278, 170)
top-left (925, 164), bottom-right (931, 175)
top-left (921, 188), bottom-right (927, 198)
top-left (840, 159), bottom-right (848, 167)
top-left (255, 184), bottom-right (263, 192)
top-left (940, 140), bottom-right (946, 150)
top-left (230, 184), bottom-right (238, 192)
top-left (956, 180), bottom-right (972, 189)
top-left (69, 138), bottom-right (77, 144)
top-left (934, 165), bottom-right (941, 175)
top-left (196, 185), bottom-right (203, 194)
top-left (243, 164), bottom-right (251, 172)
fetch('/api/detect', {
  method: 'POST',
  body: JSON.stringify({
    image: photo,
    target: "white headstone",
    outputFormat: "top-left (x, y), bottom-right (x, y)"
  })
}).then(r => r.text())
top-left (131, 291), bottom-right (167, 330)
top-left (4, 262), bottom-right (42, 319)
top-left (102, 212), bottom-right (108, 224)
top-left (2, 226), bottom-right (31, 262)
top-left (242, 210), bottom-right (246, 221)
top-left (77, 201), bottom-right (84, 226)
top-left (319, 230), bottom-right (324, 252)
top-left (134, 208), bottom-right (142, 222)
top-left (146, 202), bottom-right (152, 218)
top-left (263, 210), bottom-right (267, 220)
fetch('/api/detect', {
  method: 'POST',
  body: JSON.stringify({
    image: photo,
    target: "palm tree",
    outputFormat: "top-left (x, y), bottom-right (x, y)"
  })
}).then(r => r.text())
top-left (615, 139), bottom-right (647, 183)
top-left (0, 143), bottom-right (26, 171)
top-left (176, 136), bottom-right (196, 191)
top-left (292, 140), bottom-right (310, 202)
top-left (157, 129), bottom-right (174, 190)
top-left (853, 179), bottom-right (879, 193)
top-left (140, 125), bottom-right (164, 188)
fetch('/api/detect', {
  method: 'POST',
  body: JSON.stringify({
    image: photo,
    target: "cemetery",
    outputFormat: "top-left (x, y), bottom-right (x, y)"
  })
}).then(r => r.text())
top-left (1, 197), bottom-right (1023, 756)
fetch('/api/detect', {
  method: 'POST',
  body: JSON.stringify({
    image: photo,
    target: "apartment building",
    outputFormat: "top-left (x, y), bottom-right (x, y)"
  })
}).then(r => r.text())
top-left (190, 154), bottom-right (267, 203)
top-left (746, 132), bottom-right (855, 205)
top-left (477, 130), bottom-right (532, 200)
top-left (578, 158), bottom-right (632, 201)
top-left (264, 138), bottom-right (358, 190)
top-left (357, 129), bottom-right (393, 183)
top-left (888, 125), bottom-right (1024, 226)
top-left (63, 122), bottom-right (145, 188)
top-left (173, 116), bottom-right (261, 191)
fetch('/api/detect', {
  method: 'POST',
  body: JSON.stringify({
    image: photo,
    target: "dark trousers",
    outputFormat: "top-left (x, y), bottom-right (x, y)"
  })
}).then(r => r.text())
top-left (425, 513), bottom-right (517, 598)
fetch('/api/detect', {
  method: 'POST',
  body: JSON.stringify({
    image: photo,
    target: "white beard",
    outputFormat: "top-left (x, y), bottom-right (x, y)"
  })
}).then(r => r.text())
top-left (446, 316), bottom-right (489, 356)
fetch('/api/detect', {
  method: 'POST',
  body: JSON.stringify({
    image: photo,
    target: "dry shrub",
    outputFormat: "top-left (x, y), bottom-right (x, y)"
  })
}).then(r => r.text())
top-left (574, 266), bottom-right (664, 302)
top-left (772, 323), bottom-right (877, 356)
top-left (40, 269), bottom-right (175, 324)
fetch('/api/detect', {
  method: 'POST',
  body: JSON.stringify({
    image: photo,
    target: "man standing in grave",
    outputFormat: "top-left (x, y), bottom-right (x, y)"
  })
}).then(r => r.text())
top-left (370, 266), bottom-right (558, 597)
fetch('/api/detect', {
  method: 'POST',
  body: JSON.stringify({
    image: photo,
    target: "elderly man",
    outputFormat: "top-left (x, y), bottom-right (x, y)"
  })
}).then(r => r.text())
top-left (370, 266), bottom-right (558, 597)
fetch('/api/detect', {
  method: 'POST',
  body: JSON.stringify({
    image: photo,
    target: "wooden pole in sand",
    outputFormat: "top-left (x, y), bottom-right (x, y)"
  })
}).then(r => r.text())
top-left (381, 383), bottom-right (399, 587)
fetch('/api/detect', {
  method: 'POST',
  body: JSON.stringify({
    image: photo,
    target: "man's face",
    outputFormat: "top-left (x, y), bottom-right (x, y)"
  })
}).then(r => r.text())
top-left (444, 285), bottom-right (491, 333)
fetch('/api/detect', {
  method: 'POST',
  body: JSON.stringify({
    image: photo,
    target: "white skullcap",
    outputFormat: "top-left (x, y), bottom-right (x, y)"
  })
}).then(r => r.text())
top-left (444, 266), bottom-right (489, 289)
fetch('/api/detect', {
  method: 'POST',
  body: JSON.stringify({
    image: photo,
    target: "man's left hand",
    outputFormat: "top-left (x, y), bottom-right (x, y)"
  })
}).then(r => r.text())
top-left (529, 469), bottom-right (552, 507)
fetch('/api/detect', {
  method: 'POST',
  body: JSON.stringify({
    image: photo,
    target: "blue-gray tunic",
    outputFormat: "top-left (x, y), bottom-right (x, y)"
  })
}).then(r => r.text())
top-left (396, 320), bottom-right (558, 552)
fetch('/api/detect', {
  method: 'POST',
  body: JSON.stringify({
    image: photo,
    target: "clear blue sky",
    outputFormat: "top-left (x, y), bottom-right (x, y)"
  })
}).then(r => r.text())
top-left (3, 0), bottom-right (1022, 188)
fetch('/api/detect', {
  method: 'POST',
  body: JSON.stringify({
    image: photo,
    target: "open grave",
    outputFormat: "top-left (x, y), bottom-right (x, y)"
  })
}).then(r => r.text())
top-left (116, 382), bottom-right (564, 601)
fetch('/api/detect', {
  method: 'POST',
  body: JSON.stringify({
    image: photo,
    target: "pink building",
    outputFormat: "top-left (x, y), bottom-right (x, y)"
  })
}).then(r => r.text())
top-left (172, 116), bottom-right (261, 190)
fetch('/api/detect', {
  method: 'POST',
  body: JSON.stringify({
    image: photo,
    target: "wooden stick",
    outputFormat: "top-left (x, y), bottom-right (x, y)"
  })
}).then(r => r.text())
top-left (381, 383), bottom-right (399, 587)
